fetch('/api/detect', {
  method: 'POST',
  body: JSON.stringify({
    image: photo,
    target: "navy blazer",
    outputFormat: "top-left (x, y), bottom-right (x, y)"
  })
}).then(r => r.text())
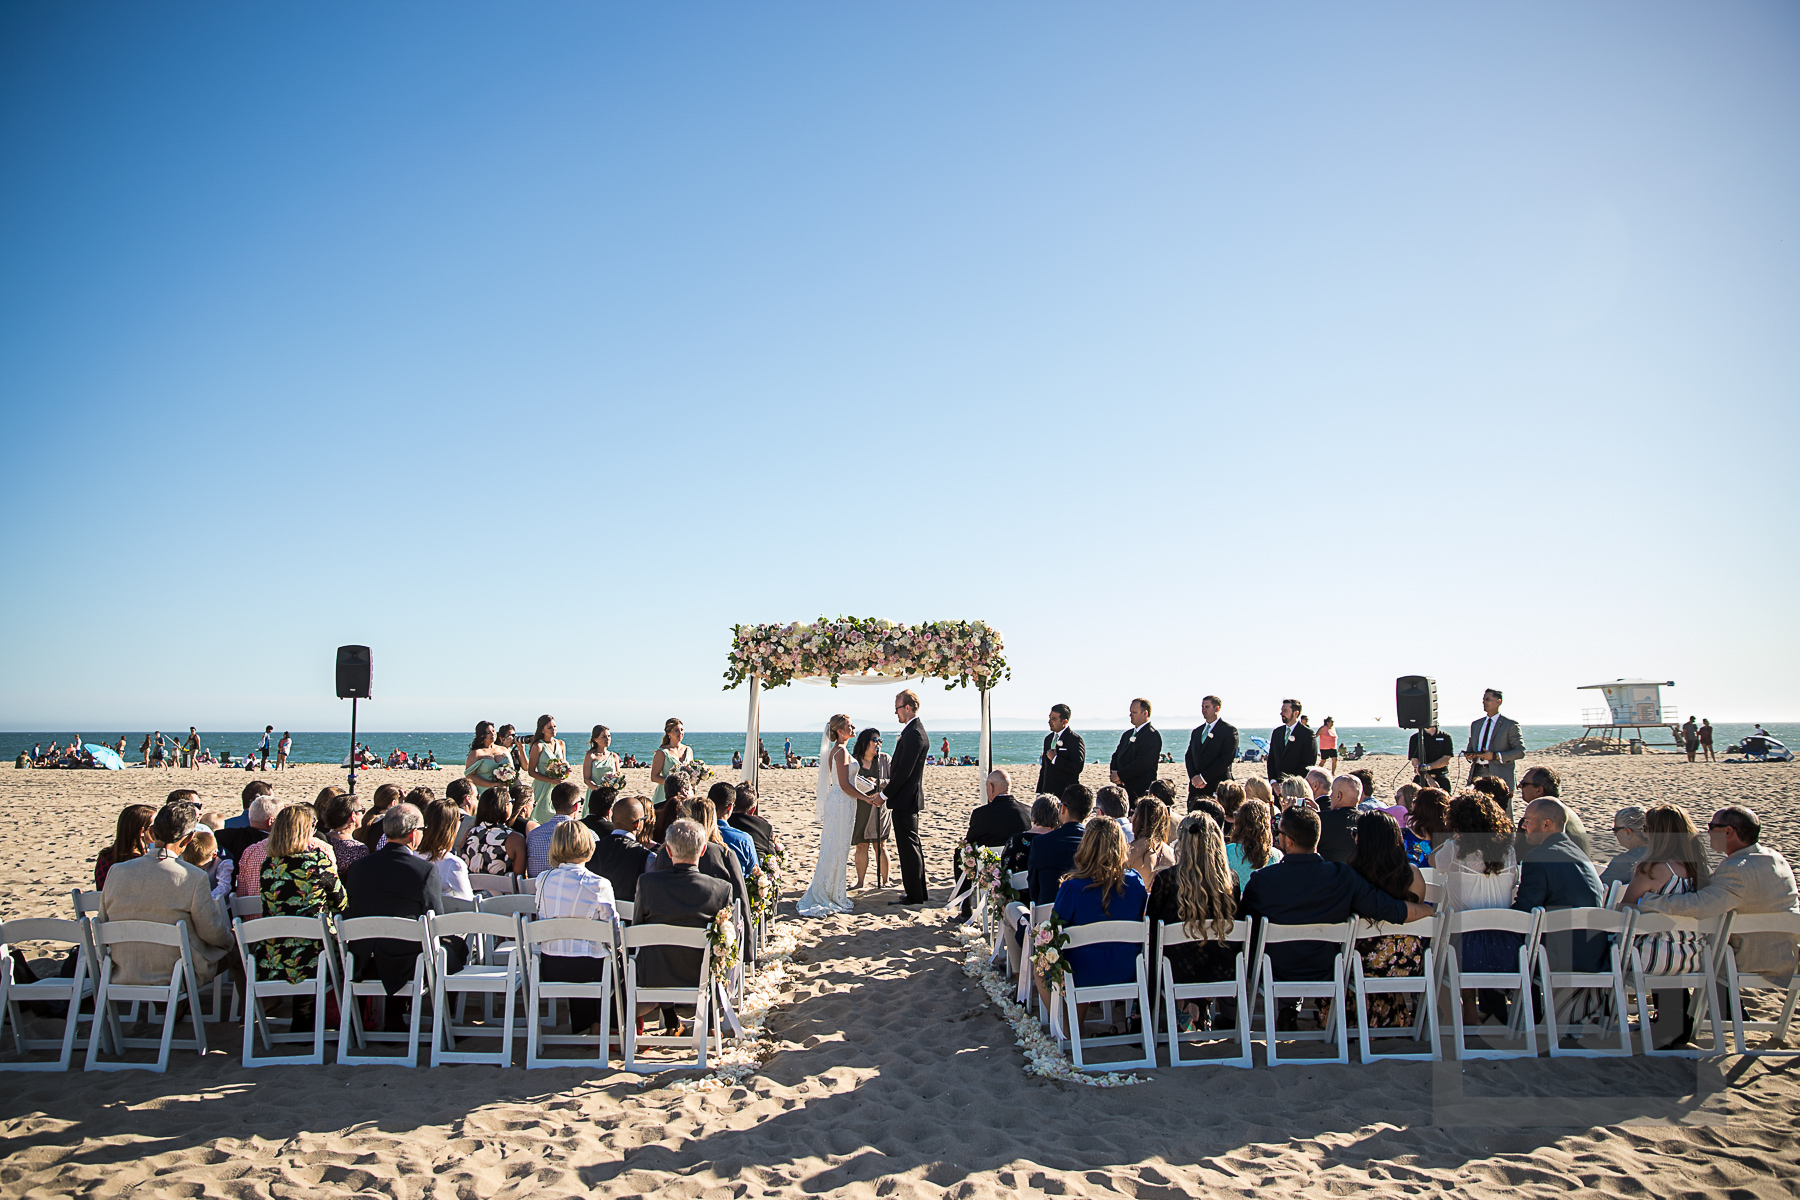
top-left (1239, 852), bottom-right (1409, 981)
top-left (1513, 832), bottom-right (1607, 973)
top-left (1026, 822), bottom-right (1086, 905)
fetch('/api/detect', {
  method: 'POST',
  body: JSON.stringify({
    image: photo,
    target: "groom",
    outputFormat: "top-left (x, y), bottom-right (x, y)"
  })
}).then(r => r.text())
top-left (886, 689), bottom-right (930, 905)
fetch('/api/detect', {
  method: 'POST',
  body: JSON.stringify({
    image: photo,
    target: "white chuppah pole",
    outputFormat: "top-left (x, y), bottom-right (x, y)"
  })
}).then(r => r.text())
top-left (978, 684), bottom-right (993, 789)
top-left (741, 674), bottom-right (761, 790)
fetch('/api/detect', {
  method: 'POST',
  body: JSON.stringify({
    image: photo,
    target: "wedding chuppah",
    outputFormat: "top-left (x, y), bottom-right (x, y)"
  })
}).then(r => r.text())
top-left (723, 618), bottom-right (1007, 914)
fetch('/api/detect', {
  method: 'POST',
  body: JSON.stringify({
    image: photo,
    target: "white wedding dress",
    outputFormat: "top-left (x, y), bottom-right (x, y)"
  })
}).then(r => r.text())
top-left (797, 738), bottom-right (855, 917)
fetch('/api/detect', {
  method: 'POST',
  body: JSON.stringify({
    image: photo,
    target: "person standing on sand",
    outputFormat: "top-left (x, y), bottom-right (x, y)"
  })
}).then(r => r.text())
top-left (277, 731), bottom-right (291, 769)
top-left (183, 727), bottom-right (201, 770)
top-left (259, 725), bottom-right (274, 770)
top-left (1682, 716), bottom-right (1699, 763)
top-left (1700, 719), bottom-right (1715, 762)
top-left (885, 689), bottom-right (930, 905)
top-left (1037, 704), bottom-right (1087, 799)
top-left (1464, 688), bottom-right (1524, 792)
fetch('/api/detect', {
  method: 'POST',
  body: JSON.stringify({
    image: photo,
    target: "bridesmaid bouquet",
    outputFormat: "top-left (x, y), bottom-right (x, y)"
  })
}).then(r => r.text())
top-left (676, 759), bottom-right (712, 789)
top-left (1031, 916), bottom-right (1071, 991)
top-left (707, 908), bottom-right (740, 973)
top-left (543, 759), bottom-right (572, 781)
top-left (490, 763), bottom-right (517, 784)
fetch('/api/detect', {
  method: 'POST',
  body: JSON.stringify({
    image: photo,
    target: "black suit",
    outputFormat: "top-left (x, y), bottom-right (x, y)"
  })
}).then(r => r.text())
top-left (588, 828), bottom-right (656, 902)
top-left (1239, 853), bottom-right (1407, 981)
top-left (728, 812), bottom-right (777, 861)
top-left (958, 793), bottom-right (1032, 918)
top-left (1183, 719), bottom-right (1238, 805)
top-left (1035, 729), bottom-right (1086, 798)
top-left (886, 718), bottom-right (929, 902)
top-left (1316, 805), bottom-right (1358, 863)
top-left (1109, 724), bottom-right (1162, 800)
top-left (1266, 722), bottom-right (1318, 781)
top-left (1026, 821), bottom-right (1086, 905)
top-left (342, 844), bottom-right (456, 995)
top-left (632, 862), bottom-right (733, 990)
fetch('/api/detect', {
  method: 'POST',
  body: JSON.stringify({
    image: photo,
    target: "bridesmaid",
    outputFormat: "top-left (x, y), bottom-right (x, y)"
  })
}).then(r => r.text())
top-left (526, 714), bottom-right (569, 823)
top-left (582, 725), bottom-right (623, 809)
top-left (464, 721), bottom-right (510, 790)
top-left (649, 717), bottom-right (693, 810)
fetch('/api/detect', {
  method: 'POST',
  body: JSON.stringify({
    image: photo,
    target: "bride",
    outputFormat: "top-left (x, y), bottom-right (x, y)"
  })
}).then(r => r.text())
top-left (798, 714), bottom-right (878, 918)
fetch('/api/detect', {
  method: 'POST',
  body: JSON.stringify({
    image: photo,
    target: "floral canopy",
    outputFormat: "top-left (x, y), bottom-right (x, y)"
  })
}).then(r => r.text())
top-left (724, 617), bottom-right (1008, 692)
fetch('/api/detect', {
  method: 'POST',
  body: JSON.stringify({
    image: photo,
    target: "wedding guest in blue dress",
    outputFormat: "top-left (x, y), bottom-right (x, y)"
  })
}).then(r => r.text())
top-left (1037, 819), bottom-right (1147, 1017)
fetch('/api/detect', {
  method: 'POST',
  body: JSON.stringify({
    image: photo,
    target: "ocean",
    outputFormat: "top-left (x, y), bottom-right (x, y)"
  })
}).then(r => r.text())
top-left (8, 723), bottom-right (1794, 769)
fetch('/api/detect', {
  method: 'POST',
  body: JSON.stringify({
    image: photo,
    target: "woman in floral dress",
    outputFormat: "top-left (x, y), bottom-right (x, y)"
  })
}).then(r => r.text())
top-left (257, 804), bottom-right (348, 1032)
top-left (1348, 811), bottom-right (1428, 1027)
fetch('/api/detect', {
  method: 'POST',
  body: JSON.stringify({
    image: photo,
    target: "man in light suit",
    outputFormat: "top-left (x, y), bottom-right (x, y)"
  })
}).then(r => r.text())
top-left (1637, 804), bottom-right (1799, 979)
top-left (1464, 687), bottom-right (1525, 791)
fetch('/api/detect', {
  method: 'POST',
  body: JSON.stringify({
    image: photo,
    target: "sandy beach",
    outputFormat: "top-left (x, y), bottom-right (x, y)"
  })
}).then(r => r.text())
top-left (2, 750), bottom-right (1797, 1199)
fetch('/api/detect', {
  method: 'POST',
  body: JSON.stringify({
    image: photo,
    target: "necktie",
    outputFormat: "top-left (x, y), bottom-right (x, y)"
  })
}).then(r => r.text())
top-left (1200, 724), bottom-right (1210, 744)
top-left (1481, 718), bottom-right (1494, 753)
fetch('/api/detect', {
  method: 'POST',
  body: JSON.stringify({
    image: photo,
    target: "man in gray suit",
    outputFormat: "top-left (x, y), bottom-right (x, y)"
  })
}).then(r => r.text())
top-left (1636, 804), bottom-right (1799, 979)
top-left (1464, 687), bottom-right (1525, 791)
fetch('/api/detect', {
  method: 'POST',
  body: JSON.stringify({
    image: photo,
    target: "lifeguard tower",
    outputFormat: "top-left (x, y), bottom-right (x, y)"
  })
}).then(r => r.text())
top-left (1578, 678), bottom-right (1679, 750)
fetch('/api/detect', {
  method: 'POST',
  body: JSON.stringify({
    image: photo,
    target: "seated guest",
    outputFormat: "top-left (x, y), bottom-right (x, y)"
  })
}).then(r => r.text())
top-left (99, 801), bottom-right (234, 986)
top-left (727, 784), bottom-right (776, 860)
top-left (256, 803), bottom-right (348, 1031)
top-left (1125, 797), bottom-right (1175, 885)
top-left (95, 804), bottom-right (157, 889)
top-left (353, 783), bottom-right (405, 852)
top-left (1405, 787), bottom-right (1451, 868)
top-left (1515, 767), bottom-right (1595, 860)
top-left (1191, 798), bottom-right (1228, 831)
top-left (960, 769), bottom-right (1032, 916)
top-left (1436, 790), bottom-right (1523, 1025)
top-left (180, 828), bottom-right (234, 898)
top-left (1351, 768), bottom-right (1381, 812)
top-left (444, 776), bottom-right (477, 849)
top-left (1000, 795), bottom-right (1063, 975)
top-left (582, 785), bottom-right (621, 841)
top-left (1226, 797), bottom-right (1280, 889)
top-left (1027, 784), bottom-right (1093, 905)
top-left (1037, 819), bottom-right (1148, 1017)
top-left (319, 791), bottom-right (369, 872)
top-left (589, 795), bottom-right (657, 902)
top-left (1514, 796), bottom-right (1606, 973)
top-left (1635, 804), bottom-right (1799, 986)
top-left (1148, 814), bottom-right (1241, 1032)
top-left (342, 804), bottom-right (459, 1017)
top-left (525, 783), bottom-right (583, 877)
top-left (1623, 804), bottom-right (1710, 1047)
top-left (633, 818), bottom-right (734, 1028)
top-left (650, 797), bottom-right (749, 930)
top-left (1316, 775), bottom-right (1363, 863)
top-left (419, 800), bottom-right (475, 906)
top-left (1242, 807), bottom-right (1430, 1024)
top-left (707, 781), bottom-right (758, 875)
top-left (1387, 782), bottom-right (1420, 826)
top-left (1304, 769), bottom-right (1332, 807)
top-left (1146, 778), bottom-right (1179, 809)
top-left (506, 782), bottom-right (536, 837)
top-left (651, 775), bottom-right (693, 845)
top-left (1349, 811), bottom-right (1427, 1027)
top-left (461, 787), bottom-right (527, 878)
top-left (535, 820), bottom-right (620, 1036)
top-left (1600, 806), bottom-right (1649, 889)
top-left (1094, 786), bottom-right (1134, 845)
top-left (223, 779), bottom-right (272, 830)
top-left (237, 795), bottom-right (334, 896)
top-left (1213, 780), bottom-right (1245, 831)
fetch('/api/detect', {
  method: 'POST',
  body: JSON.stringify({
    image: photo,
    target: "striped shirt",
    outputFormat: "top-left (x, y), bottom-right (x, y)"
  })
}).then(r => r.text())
top-left (534, 863), bottom-right (619, 957)
top-left (526, 815), bottom-right (572, 877)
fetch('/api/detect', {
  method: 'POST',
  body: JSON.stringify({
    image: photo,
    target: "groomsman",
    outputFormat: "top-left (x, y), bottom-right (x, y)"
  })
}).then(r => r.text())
top-left (886, 689), bottom-right (930, 905)
top-left (1183, 694), bottom-right (1238, 808)
top-left (1109, 697), bottom-right (1162, 800)
top-left (1036, 704), bottom-right (1086, 798)
top-left (1266, 698), bottom-right (1318, 781)
top-left (1464, 687), bottom-right (1525, 791)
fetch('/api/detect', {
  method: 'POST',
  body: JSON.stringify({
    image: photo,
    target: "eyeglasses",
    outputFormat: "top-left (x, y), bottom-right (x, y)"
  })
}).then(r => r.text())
top-left (1706, 822), bottom-right (1732, 830)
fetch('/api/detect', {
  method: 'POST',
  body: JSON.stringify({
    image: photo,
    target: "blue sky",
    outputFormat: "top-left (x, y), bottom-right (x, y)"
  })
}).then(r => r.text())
top-left (1, 2), bottom-right (1795, 736)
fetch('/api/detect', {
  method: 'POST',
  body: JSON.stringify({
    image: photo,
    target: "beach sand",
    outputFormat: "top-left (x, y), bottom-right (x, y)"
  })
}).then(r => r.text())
top-left (2, 751), bottom-right (1797, 1198)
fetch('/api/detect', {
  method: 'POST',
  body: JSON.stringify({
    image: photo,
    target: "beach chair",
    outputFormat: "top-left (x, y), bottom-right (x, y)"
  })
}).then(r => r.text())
top-left (0, 919), bottom-right (96, 1071)
top-left (1349, 915), bottom-right (1440, 1062)
top-left (1536, 907), bottom-right (1635, 1058)
top-left (1438, 907), bottom-right (1542, 1061)
top-left (1719, 912), bottom-right (1800, 1055)
top-left (469, 873), bottom-right (517, 897)
top-left (523, 917), bottom-right (619, 1069)
top-left (1624, 912), bottom-right (1727, 1058)
top-left (429, 912), bottom-right (523, 1067)
top-left (1156, 918), bottom-right (1253, 1068)
top-left (335, 916), bottom-right (433, 1067)
top-left (233, 914), bottom-right (338, 1067)
top-left (621, 923), bottom-right (725, 1074)
top-left (1253, 919), bottom-right (1355, 1066)
top-left (84, 920), bottom-right (209, 1073)
top-left (1050, 919), bottom-right (1156, 1072)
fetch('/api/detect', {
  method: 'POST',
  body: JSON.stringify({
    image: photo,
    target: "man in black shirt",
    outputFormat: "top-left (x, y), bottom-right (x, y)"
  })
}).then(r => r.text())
top-left (1407, 724), bottom-right (1454, 792)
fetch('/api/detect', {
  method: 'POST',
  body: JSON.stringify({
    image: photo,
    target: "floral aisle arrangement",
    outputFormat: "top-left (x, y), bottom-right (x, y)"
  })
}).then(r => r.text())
top-left (1030, 915), bottom-right (1071, 993)
top-left (745, 865), bottom-right (779, 923)
top-left (724, 617), bottom-right (1008, 691)
top-left (706, 908), bottom-right (740, 975)
top-left (958, 842), bottom-right (1005, 912)
top-left (953, 924), bottom-right (1147, 1087)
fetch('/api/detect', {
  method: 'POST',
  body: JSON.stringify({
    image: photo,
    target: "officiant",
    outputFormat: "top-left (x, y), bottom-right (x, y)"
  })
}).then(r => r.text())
top-left (1109, 697), bottom-right (1162, 800)
top-left (1036, 704), bottom-right (1086, 797)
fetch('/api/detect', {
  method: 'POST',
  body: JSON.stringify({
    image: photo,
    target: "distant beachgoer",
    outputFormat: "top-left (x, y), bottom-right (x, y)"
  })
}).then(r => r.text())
top-left (259, 725), bottom-right (273, 770)
top-left (1682, 716), bottom-right (1699, 763)
top-left (940, 736), bottom-right (950, 762)
top-left (277, 732), bottom-right (291, 769)
top-left (1700, 719), bottom-right (1715, 762)
top-left (1317, 717), bottom-right (1339, 772)
top-left (183, 727), bottom-right (200, 770)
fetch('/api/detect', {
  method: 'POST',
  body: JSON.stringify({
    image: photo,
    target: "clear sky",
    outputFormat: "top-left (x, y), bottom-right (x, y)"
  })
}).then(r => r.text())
top-left (2, 2), bottom-right (1795, 738)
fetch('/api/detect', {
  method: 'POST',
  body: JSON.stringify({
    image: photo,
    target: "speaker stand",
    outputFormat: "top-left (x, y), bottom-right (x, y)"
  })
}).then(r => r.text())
top-left (348, 697), bottom-right (359, 796)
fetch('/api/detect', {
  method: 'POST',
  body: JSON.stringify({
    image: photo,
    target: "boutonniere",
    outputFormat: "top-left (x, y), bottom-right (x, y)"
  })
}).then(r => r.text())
top-left (1128, 733), bottom-right (1137, 743)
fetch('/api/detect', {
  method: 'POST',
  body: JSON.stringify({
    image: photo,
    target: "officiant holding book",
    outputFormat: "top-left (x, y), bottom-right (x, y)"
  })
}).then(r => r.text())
top-left (1109, 697), bottom-right (1162, 800)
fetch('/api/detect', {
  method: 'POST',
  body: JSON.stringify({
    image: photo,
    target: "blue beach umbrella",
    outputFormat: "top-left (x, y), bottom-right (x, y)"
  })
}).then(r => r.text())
top-left (84, 744), bottom-right (124, 770)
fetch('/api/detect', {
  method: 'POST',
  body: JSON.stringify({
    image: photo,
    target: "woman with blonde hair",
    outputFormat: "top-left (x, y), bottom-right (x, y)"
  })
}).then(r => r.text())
top-left (1037, 819), bottom-right (1147, 1018)
top-left (1278, 776), bottom-right (1313, 810)
top-left (1225, 797), bottom-right (1280, 888)
top-left (1627, 804), bottom-right (1712, 1006)
top-left (649, 717), bottom-right (693, 810)
top-left (256, 803), bottom-right (348, 1032)
top-left (1147, 814), bottom-right (1240, 1031)
top-left (1125, 797), bottom-right (1175, 883)
top-left (797, 714), bottom-right (858, 917)
top-left (526, 714), bottom-right (569, 823)
top-left (534, 820), bottom-right (617, 1036)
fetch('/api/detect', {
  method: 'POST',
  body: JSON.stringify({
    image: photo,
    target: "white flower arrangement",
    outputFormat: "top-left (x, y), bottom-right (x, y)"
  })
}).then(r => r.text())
top-left (724, 617), bottom-right (1009, 692)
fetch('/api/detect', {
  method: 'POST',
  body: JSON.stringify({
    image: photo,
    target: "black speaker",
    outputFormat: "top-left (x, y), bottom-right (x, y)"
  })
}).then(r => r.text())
top-left (336, 645), bottom-right (372, 699)
top-left (1396, 676), bottom-right (1437, 729)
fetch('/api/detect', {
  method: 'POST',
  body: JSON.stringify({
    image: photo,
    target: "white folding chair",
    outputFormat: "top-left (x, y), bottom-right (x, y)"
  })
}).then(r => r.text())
top-left (0, 919), bottom-right (96, 1071)
top-left (1719, 912), bottom-right (1800, 1055)
top-left (1253, 919), bottom-right (1354, 1066)
top-left (469, 873), bottom-right (517, 897)
top-left (1603, 880), bottom-right (1626, 909)
top-left (429, 912), bottom-right (523, 1066)
top-left (1350, 915), bottom-right (1440, 1062)
top-left (1051, 919), bottom-right (1155, 1072)
top-left (1625, 912), bottom-right (1727, 1057)
top-left (85, 920), bottom-right (209, 1073)
top-left (480, 894), bottom-right (538, 919)
top-left (234, 914), bottom-right (338, 1067)
top-left (1156, 919), bottom-right (1252, 1068)
top-left (1537, 906), bottom-right (1635, 1057)
top-left (621, 924), bottom-right (722, 1073)
top-left (229, 896), bottom-right (264, 920)
top-left (1439, 908), bottom-right (1542, 1060)
top-left (615, 900), bottom-right (635, 924)
top-left (1019, 903), bottom-right (1055, 1018)
top-left (523, 917), bottom-right (619, 1069)
top-left (335, 916), bottom-right (433, 1067)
